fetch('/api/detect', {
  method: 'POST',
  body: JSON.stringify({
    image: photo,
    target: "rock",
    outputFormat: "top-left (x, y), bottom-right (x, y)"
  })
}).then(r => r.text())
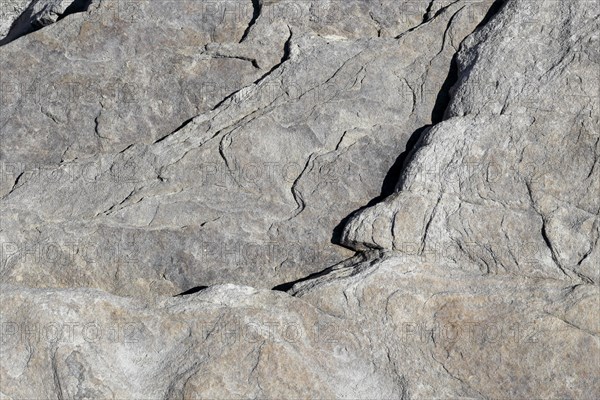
top-left (0, 0), bottom-right (86, 45)
top-left (0, 0), bottom-right (497, 295)
top-left (0, 281), bottom-right (403, 399)
top-left (0, 0), bottom-right (32, 40)
top-left (341, 0), bottom-right (600, 284)
top-left (1, 0), bottom-right (599, 398)
top-left (291, 252), bottom-right (600, 399)
top-left (2, 253), bottom-right (598, 398)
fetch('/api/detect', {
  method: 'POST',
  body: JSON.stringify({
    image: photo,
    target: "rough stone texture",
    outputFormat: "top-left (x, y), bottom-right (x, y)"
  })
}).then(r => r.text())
top-left (0, 0), bottom-right (84, 44)
top-left (2, 253), bottom-right (598, 398)
top-left (342, 0), bottom-right (600, 284)
top-left (28, 0), bottom-right (80, 25)
top-left (0, 0), bottom-right (496, 295)
top-left (1, 0), bottom-right (599, 398)
top-left (0, 0), bottom-right (31, 39)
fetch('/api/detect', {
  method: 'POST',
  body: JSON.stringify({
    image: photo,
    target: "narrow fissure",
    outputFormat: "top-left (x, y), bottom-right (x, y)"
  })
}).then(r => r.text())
top-left (174, 286), bottom-right (209, 297)
top-left (239, 0), bottom-right (262, 43)
top-left (275, 0), bottom-right (512, 293)
top-left (210, 27), bottom-right (293, 112)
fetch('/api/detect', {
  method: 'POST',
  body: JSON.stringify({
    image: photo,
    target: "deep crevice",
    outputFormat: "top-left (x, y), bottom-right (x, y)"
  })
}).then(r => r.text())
top-left (474, 0), bottom-right (508, 32)
top-left (252, 26), bottom-right (293, 85)
top-left (422, 0), bottom-right (436, 23)
top-left (57, 0), bottom-right (93, 22)
top-left (0, 0), bottom-right (93, 46)
top-left (329, 61), bottom-right (453, 245)
top-left (0, 5), bottom-right (37, 46)
top-left (330, 203), bottom-right (376, 250)
top-left (432, 0), bottom-right (462, 20)
top-left (431, 54), bottom-right (460, 124)
top-left (153, 116), bottom-right (196, 144)
top-left (331, 0), bottom-right (508, 251)
top-left (272, 269), bottom-right (331, 292)
top-left (430, 0), bottom-right (507, 123)
top-left (272, 251), bottom-right (386, 294)
top-left (380, 125), bottom-right (432, 197)
top-left (174, 286), bottom-right (209, 297)
top-left (239, 0), bottom-right (262, 43)
top-left (330, 125), bottom-right (430, 247)
top-left (272, 252), bottom-right (369, 292)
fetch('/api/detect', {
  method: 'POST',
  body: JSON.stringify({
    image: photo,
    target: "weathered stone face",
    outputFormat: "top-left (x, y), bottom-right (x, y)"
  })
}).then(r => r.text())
top-left (0, 0), bottom-right (33, 40)
top-left (342, 0), bottom-right (600, 284)
top-left (2, 254), bottom-right (598, 399)
top-left (0, 0), bottom-right (497, 294)
top-left (1, 0), bottom-right (598, 398)
top-left (0, 0), bottom-right (91, 44)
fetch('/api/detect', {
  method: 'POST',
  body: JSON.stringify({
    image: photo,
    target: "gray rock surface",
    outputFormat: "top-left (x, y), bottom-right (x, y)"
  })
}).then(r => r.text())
top-left (2, 253), bottom-right (598, 398)
top-left (0, 0), bottom-right (31, 39)
top-left (342, 0), bottom-right (600, 284)
top-left (1, 0), bottom-right (496, 294)
top-left (1, 0), bottom-right (599, 398)
top-left (0, 0), bottom-right (84, 44)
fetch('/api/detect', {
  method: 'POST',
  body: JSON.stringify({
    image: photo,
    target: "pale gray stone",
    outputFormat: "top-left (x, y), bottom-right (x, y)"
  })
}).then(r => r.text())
top-left (1, 253), bottom-right (598, 398)
top-left (0, 0), bottom-right (32, 39)
top-left (0, 0), bottom-right (496, 294)
top-left (341, 0), bottom-right (600, 284)
top-left (1, 0), bottom-right (598, 398)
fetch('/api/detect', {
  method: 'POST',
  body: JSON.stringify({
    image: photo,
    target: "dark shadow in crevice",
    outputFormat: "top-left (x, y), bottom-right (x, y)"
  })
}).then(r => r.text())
top-left (474, 0), bottom-right (508, 32)
top-left (422, 0), bottom-right (435, 23)
top-left (272, 266), bottom-right (336, 292)
top-left (0, 5), bottom-right (36, 46)
top-left (0, 0), bottom-right (93, 46)
top-left (153, 115), bottom-right (196, 144)
top-left (273, 252), bottom-right (379, 293)
top-left (173, 286), bottom-right (208, 297)
top-left (330, 124), bottom-right (431, 247)
top-left (285, 0), bottom-right (511, 292)
top-left (431, 55), bottom-right (459, 124)
top-left (56, 0), bottom-right (94, 22)
top-left (330, 2), bottom-right (508, 249)
top-left (252, 27), bottom-right (292, 84)
top-left (239, 0), bottom-right (261, 43)
top-left (329, 202), bottom-right (374, 250)
top-left (379, 124), bottom-right (432, 198)
top-left (431, 0), bottom-right (507, 124)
